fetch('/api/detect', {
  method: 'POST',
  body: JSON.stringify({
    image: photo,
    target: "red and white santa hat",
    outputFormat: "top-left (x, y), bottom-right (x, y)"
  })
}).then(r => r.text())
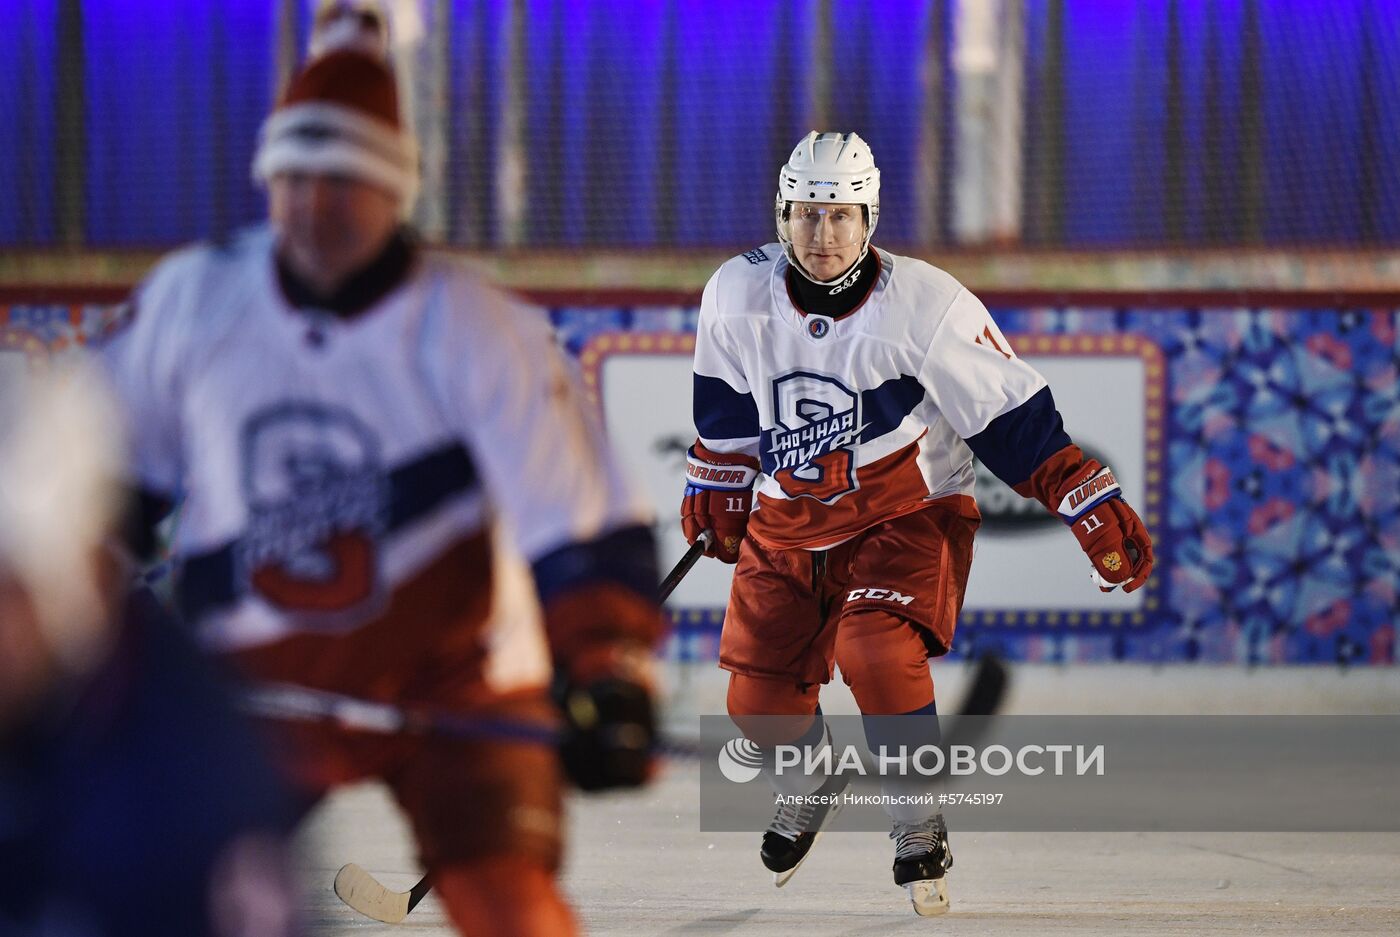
top-left (251, 33), bottom-right (417, 204)
top-left (310, 0), bottom-right (391, 58)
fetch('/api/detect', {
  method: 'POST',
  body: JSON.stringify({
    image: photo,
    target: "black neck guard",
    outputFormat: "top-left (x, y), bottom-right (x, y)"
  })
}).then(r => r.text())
top-left (786, 249), bottom-right (881, 320)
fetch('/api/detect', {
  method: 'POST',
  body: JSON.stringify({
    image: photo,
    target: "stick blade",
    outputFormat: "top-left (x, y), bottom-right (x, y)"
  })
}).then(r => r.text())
top-left (333, 863), bottom-right (412, 924)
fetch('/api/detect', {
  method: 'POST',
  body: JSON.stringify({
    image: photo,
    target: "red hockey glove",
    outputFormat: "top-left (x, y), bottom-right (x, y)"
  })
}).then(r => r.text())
top-left (546, 586), bottom-right (666, 792)
top-left (681, 441), bottom-right (759, 564)
top-left (1052, 461), bottom-right (1155, 593)
top-left (553, 642), bottom-right (658, 791)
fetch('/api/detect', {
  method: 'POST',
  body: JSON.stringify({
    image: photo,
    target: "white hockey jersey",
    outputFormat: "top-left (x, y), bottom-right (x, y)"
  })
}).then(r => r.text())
top-left (693, 244), bottom-right (1054, 550)
top-left (98, 226), bottom-right (652, 661)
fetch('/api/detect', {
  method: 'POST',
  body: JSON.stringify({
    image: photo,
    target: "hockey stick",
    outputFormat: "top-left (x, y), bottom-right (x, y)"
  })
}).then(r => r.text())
top-left (243, 683), bottom-right (562, 744)
top-left (934, 652), bottom-right (1010, 754)
top-left (330, 532), bottom-right (713, 924)
top-left (952, 652), bottom-right (1008, 719)
top-left (659, 530), bottom-right (711, 602)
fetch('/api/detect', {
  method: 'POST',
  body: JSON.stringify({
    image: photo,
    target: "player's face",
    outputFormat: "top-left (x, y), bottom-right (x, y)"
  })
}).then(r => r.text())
top-left (269, 171), bottom-right (400, 294)
top-left (786, 201), bottom-right (866, 281)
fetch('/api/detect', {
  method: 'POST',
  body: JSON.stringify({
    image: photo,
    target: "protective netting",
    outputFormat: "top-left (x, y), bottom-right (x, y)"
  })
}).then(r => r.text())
top-left (2, 0), bottom-right (1398, 249)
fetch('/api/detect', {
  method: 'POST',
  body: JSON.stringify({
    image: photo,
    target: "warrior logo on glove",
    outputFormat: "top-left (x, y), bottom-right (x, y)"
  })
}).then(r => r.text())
top-left (682, 442), bottom-right (759, 563)
top-left (1052, 461), bottom-right (1154, 593)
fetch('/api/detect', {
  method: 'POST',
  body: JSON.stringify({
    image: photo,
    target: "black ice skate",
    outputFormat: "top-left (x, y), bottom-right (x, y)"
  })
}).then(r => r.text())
top-left (891, 813), bottom-right (954, 916)
top-left (760, 772), bottom-right (850, 886)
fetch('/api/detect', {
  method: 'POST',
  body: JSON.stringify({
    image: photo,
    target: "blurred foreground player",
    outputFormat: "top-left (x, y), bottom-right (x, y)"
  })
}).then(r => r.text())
top-left (682, 132), bottom-right (1155, 914)
top-left (0, 367), bottom-right (296, 936)
top-left (97, 42), bottom-right (665, 937)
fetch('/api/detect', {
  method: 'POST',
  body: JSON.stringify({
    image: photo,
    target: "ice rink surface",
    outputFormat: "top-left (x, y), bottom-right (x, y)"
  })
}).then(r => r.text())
top-left (297, 663), bottom-right (1400, 936)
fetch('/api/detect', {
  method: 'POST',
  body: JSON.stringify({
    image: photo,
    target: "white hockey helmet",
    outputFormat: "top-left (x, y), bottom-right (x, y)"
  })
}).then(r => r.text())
top-left (775, 131), bottom-right (881, 285)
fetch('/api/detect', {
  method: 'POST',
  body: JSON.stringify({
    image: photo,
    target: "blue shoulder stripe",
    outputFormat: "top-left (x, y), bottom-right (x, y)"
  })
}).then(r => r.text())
top-left (964, 386), bottom-right (1073, 487)
top-left (694, 373), bottom-right (760, 442)
top-left (531, 523), bottom-right (660, 603)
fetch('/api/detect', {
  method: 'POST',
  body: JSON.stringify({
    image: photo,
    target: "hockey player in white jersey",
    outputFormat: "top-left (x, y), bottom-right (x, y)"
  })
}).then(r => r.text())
top-left (682, 132), bottom-right (1154, 915)
top-left (98, 42), bottom-right (665, 937)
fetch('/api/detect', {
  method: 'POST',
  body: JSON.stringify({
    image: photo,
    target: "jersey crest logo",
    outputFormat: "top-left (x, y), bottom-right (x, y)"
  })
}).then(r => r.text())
top-left (807, 317), bottom-right (830, 339)
top-left (764, 371), bottom-right (862, 503)
top-left (237, 402), bottom-right (386, 616)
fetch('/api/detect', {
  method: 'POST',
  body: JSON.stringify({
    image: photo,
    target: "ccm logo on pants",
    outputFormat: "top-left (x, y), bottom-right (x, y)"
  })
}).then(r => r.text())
top-left (846, 588), bottom-right (915, 606)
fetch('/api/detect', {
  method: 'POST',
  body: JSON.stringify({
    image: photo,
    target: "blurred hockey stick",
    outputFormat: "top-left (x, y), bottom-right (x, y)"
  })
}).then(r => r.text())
top-left (939, 652), bottom-right (1010, 749)
top-left (326, 532), bottom-right (712, 924)
top-left (242, 682), bottom-right (563, 744)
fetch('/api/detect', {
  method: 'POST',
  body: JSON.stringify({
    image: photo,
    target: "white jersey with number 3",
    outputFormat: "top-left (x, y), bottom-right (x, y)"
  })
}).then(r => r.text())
top-left (97, 225), bottom-right (650, 656)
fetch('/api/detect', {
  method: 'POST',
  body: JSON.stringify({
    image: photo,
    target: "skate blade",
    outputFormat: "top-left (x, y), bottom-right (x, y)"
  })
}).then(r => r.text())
top-left (772, 798), bottom-right (845, 888)
top-left (905, 878), bottom-right (950, 916)
top-left (772, 830), bottom-right (821, 888)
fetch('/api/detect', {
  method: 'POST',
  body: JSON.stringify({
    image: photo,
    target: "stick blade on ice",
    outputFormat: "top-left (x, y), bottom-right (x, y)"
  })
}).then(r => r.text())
top-left (333, 863), bottom-right (417, 924)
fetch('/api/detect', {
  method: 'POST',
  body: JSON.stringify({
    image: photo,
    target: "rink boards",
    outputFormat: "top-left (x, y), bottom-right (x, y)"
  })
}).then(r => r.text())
top-left (3, 296), bottom-right (1397, 666)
